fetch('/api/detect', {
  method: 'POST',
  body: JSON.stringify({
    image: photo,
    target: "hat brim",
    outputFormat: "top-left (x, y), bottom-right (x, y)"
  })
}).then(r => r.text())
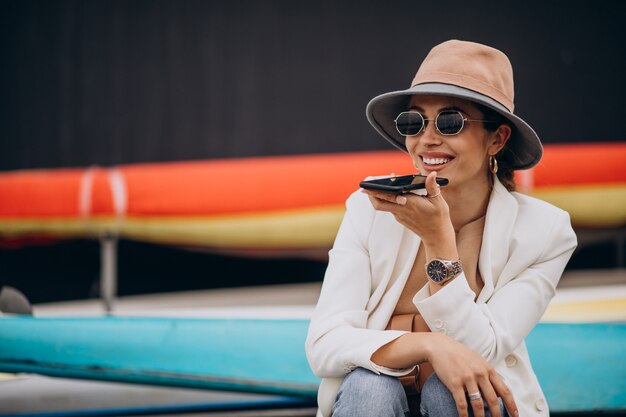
top-left (365, 83), bottom-right (542, 170)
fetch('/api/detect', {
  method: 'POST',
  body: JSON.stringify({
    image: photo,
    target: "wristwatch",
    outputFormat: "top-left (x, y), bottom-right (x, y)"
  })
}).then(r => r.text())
top-left (425, 259), bottom-right (463, 284)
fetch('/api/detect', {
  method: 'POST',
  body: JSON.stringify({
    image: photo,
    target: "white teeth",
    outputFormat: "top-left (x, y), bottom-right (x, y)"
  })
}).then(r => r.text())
top-left (423, 157), bottom-right (450, 165)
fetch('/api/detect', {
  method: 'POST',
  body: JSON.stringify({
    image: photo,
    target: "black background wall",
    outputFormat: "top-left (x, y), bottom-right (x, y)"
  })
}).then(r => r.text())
top-left (1, 0), bottom-right (625, 171)
top-left (1, 1), bottom-right (624, 303)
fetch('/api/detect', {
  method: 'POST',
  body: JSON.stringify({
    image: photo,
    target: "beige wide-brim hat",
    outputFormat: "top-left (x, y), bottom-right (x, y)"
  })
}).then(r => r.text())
top-left (366, 40), bottom-right (542, 170)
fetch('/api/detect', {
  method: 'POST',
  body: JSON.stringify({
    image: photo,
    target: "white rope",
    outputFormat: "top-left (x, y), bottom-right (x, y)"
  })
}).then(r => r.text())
top-left (78, 167), bottom-right (96, 217)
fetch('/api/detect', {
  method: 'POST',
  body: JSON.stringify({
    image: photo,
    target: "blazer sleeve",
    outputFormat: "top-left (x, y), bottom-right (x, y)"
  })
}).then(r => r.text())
top-left (305, 190), bottom-right (412, 378)
top-left (412, 207), bottom-right (577, 365)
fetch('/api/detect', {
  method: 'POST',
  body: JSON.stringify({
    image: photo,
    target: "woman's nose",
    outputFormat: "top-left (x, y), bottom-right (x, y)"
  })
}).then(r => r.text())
top-left (418, 121), bottom-right (443, 146)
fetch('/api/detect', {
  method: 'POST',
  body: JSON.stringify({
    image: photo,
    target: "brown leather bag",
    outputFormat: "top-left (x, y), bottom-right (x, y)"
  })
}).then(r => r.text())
top-left (386, 313), bottom-right (434, 416)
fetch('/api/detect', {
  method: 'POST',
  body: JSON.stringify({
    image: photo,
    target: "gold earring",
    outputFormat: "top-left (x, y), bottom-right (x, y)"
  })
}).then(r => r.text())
top-left (489, 155), bottom-right (498, 175)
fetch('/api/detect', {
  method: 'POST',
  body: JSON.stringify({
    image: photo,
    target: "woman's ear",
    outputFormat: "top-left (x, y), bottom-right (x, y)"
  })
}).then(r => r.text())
top-left (488, 124), bottom-right (512, 155)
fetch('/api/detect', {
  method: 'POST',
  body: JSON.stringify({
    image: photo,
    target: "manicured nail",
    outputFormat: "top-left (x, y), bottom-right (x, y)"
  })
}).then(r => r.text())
top-left (396, 196), bottom-right (407, 205)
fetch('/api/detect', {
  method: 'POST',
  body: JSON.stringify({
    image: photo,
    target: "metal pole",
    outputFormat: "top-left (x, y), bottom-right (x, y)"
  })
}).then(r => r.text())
top-left (100, 232), bottom-right (118, 314)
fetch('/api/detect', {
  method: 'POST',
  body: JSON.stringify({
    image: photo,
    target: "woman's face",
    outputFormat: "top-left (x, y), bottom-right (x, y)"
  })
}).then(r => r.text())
top-left (403, 95), bottom-right (507, 192)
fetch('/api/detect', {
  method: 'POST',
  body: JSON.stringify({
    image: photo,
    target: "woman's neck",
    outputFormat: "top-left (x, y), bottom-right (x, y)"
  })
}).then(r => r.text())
top-left (442, 176), bottom-right (492, 233)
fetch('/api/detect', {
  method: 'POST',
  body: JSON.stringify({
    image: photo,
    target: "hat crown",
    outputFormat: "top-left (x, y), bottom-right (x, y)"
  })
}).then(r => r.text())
top-left (411, 40), bottom-right (515, 112)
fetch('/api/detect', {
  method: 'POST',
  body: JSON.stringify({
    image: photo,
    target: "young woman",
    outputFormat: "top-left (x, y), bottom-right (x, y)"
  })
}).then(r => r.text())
top-left (306, 40), bottom-right (577, 417)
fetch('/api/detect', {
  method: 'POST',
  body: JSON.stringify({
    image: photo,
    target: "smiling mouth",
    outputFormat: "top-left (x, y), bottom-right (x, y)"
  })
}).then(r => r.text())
top-left (421, 156), bottom-right (453, 167)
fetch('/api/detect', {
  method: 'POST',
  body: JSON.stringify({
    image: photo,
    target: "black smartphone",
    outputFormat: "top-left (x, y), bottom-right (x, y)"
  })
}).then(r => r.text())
top-left (359, 174), bottom-right (449, 194)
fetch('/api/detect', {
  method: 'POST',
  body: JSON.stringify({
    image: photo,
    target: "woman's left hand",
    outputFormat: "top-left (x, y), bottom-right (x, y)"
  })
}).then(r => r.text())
top-left (362, 172), bottom-right (454, 247)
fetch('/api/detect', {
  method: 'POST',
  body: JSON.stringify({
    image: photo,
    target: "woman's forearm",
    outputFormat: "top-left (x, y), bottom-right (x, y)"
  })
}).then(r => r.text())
top-left (371, 332), bottom-right (435, 369)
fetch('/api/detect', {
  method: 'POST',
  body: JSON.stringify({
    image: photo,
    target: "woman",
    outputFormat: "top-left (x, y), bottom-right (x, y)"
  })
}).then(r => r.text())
top-left (305, 40), bottom-right (577, 417)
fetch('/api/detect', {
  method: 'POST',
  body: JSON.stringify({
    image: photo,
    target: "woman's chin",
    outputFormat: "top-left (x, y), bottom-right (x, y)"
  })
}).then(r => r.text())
top-left (420, 161), bottom-right (451, 175)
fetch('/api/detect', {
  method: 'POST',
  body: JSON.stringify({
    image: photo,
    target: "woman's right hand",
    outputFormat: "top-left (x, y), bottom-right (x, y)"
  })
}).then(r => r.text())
top-left (425, 333), bottom-right (518, 417)
top-left (372, 331), bottom-right (518, 417)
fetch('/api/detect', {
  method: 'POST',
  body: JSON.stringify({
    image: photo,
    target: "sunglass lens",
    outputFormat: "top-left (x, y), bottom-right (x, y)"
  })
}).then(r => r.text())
top-left (436, 111), bottom-right (465, 135)
top-left (396, 112), bottom-right (424, 136)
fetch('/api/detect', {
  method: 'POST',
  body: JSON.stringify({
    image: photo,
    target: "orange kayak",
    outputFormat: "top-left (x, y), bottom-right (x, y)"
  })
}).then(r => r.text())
top-left (0, 142), bottom-right (624, 251)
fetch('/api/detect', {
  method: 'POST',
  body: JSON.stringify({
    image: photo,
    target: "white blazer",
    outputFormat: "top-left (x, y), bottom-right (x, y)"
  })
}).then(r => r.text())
top-left (305, 178), bottom-right (577, 417)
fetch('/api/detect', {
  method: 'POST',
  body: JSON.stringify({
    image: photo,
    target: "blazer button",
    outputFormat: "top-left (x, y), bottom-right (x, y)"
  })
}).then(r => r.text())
top-left (505, 354), bottom-right (517, 367)
top-left (535, 398), bottom-right (546, 411)
top-left (433, 319), bottom-right (444, 329)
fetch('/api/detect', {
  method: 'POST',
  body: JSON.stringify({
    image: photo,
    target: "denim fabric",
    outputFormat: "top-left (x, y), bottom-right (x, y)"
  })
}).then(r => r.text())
top-left (331, 367), bottom-right (411, 417)
top-left (331, 367), bottom-right (508, 417)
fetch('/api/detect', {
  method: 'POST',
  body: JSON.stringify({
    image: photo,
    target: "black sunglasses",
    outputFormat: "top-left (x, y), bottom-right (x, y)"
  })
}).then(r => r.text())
top-left (394, 110), bottom-right (498, 136)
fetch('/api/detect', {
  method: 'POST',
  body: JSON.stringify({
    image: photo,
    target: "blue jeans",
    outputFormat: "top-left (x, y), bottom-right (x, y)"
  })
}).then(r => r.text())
top-left (331, 367), bottom-right (508, 417)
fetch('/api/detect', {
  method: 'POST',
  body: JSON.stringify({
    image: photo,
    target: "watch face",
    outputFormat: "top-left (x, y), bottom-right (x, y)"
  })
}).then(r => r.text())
top-left (427, 260), bottom-right (448, 283)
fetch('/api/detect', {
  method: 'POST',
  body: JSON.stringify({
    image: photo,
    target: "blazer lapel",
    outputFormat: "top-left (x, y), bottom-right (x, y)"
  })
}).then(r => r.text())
top-left (368, 211), bottom-right (420, 314)
top-left (477, 178), bottom-right (518, 303)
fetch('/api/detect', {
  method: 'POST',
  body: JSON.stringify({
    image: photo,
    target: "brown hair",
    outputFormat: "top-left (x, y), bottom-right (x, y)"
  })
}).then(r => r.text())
top-left (475, 104), bottom-right (516, 191)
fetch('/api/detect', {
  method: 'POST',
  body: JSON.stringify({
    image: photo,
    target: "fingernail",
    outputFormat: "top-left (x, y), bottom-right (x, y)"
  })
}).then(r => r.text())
top-left (396, 196), bottom-right (407, 205)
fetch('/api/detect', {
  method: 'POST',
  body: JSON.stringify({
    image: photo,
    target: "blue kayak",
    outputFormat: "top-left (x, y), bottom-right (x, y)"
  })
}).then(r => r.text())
top-left (0, 316), bottom-right (624, 414)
